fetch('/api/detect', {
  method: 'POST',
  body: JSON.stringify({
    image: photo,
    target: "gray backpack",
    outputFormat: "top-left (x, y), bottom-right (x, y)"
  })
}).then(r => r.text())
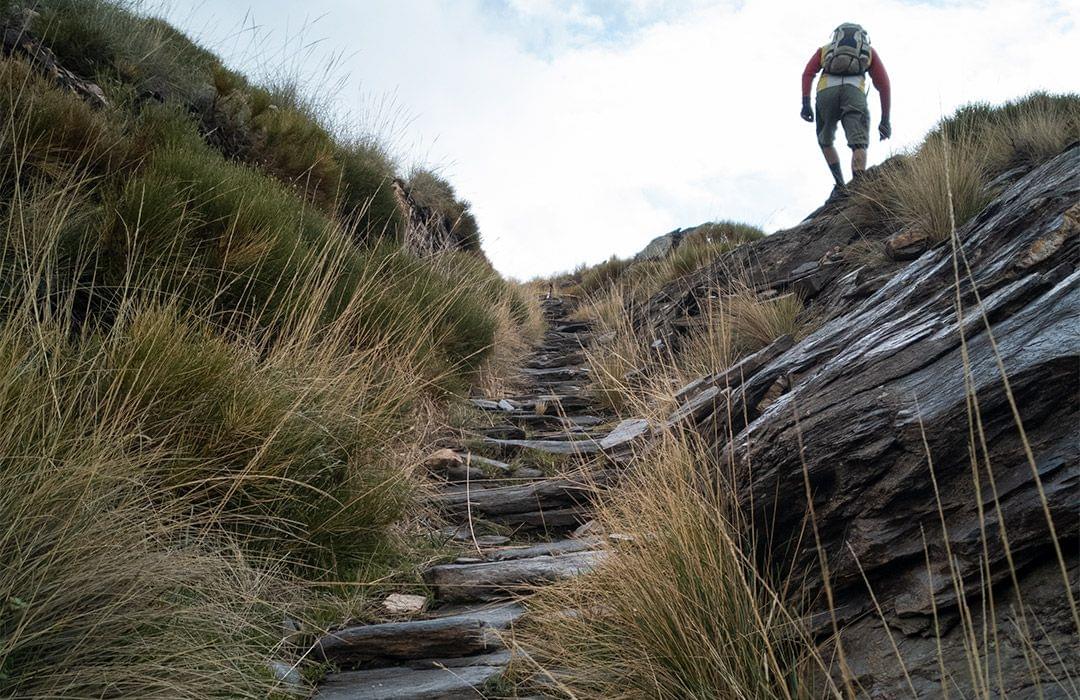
top-left (823, 23), bottom-right (871, 76)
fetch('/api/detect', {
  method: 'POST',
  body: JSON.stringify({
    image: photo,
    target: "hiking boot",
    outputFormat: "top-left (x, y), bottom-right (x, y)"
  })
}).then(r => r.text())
top-left (825, 183), bottom-right (848, 205)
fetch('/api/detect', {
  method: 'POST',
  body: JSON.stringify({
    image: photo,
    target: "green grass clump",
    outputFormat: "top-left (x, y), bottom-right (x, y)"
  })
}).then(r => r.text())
top-left (577, 255), bottom-right (631, 297)
top-left (0, 316), bottom-right (292, 698)
top-left (338, 139), bottom-right (404, 242)
top-left (668, 221), bottom-right (765, 279)
top-left (0, 58), bottom-right (132, 180)
top-left (34, 0), bottom-right (220, 101)
top-left (407, 169), bottom-right (481, 251)
top-left (26, 0), bottom-right (407, 242)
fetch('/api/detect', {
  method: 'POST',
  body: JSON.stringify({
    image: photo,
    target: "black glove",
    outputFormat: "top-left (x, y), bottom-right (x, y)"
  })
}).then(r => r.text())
top-left (879, 119), bottom-right (892, 140)
top-left (801, 96), bottom-right (814, 123)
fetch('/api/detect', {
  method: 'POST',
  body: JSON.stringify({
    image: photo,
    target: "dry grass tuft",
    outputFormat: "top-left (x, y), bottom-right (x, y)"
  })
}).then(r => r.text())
top-left (878, 134), bottom-right (990, 243)
top-left (516, 433), bottom-right (818, 699)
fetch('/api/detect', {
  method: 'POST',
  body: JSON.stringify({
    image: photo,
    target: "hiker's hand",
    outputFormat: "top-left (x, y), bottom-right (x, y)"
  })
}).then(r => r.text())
top-left (800, 97), bottom-right (814, 123)
top-left (879, 119), bottom-right (892, 140)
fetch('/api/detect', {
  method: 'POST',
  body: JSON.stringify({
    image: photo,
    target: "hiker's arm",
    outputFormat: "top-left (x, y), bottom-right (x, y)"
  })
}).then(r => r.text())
top-left (801, 50), bottom-right (822, 98)
top-left (801, 50), bottom-right (821, 122)
top-left (868, 49), bottom-right (891, 121)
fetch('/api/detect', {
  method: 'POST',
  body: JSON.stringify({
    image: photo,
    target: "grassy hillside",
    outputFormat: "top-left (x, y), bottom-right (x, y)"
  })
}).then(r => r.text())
top-left (0, 2), bottom-right (540, 696)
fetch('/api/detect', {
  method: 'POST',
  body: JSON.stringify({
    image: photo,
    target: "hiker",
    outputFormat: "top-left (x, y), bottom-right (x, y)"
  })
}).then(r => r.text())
top-left (801, 23), bottom-right (891, 192)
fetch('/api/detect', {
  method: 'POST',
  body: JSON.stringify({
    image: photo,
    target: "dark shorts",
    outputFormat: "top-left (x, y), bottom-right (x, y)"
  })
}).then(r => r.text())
top-left (816, 84), bottom-right (870, 149)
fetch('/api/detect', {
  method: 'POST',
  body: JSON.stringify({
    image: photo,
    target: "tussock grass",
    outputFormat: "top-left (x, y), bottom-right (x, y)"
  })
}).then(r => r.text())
top-left (516, 433), bottom-right (818, 699)
top-left (875, 92), bottom-right (1078, 243)
top-left (668, 221), bottom-right (765, 279)
top-left (727, 286), bottom-right (805, 353)
top-left (407, 169), bottom-right (481, 252)
top-left (580, 280), bottom-right (810, 417)
top-left (927, 92), bottom-right (1080, 177)
top-left (877, 133), bottom-right (989, 243)
top-left (566, 221), bottom-right (765, 301)
top-left (576, 255), bottom-right (631, 298)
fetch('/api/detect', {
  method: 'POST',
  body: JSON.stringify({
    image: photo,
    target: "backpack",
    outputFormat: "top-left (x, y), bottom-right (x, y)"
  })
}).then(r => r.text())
top-left (823, 23), bottom-right (871, 76)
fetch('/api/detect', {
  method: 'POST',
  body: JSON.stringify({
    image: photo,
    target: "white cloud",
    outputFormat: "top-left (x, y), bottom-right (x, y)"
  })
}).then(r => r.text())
top-left (162, 0), bottom-right (1079, 279)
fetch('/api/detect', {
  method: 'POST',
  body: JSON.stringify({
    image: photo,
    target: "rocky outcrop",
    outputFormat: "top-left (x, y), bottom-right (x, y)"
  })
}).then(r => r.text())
top-left (1, 8), bottom-right (108, 108)
top-left (655, 145), bottom-right (1079, 696)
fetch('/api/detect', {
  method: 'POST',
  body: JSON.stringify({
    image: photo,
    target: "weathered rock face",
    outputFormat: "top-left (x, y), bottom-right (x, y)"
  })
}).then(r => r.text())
top-left (656, 146), bottom-right (1079, 696)
top-left (634, 228), bottom-right (686, 261)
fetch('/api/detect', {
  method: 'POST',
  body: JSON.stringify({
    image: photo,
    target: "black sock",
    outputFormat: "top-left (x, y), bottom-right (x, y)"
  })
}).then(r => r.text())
top-left (829, 162), bottom-right (844, 187)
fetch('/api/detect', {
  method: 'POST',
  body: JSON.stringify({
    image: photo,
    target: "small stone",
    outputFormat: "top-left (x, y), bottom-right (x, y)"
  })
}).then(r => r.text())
top-left (573, 520), bottom-right (603, 538)
top-left (884, 228), bottom-right (929, 260)
top-left (599, 418), bottom-right (650, 450)
top-left (382, 593), bottom-right (428, 615)
top-left (423, 448), bottom-right (463, 472)
top-left (608, 533), bottom-right (635, 542)
top-left (476, 535), bottom-right (511, 546)
top-left (268, 660), bottom-right (304, 689)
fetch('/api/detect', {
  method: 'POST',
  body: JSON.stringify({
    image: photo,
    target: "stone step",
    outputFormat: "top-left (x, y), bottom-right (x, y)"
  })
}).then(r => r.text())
top-left (525, 351), bottom-right (585, 370)
top-left (488, 505), bottom-right (591, 533)
top-left (483, 437), bottom-right (602, 456)
top-left (519, 366), bottom-right (589, 382)
top-left (551, 321), bottom-right (591, 333)
top-left (430, 477), bottom-right (602, 517)
top-left (483, 537), bottom-right (602, 562)
top-left (317, 661), bottom-right (503, 700)
top-left (426, 550), bottom-right (606, 602)
top-left (474, 425), bottom-right (526, 441)
top-left (313, 603), bottom-right (524, 669)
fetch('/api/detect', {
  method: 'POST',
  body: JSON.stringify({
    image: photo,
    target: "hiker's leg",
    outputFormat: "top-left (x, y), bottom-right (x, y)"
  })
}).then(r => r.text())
top-left (815, 87), bottom-right (844, 187)
top-left (851, 147), bottom-right (867, 174)
top-left (822, 146), bottom-right (845, 186)
top-left (840, 85), bottom-right (870, 177)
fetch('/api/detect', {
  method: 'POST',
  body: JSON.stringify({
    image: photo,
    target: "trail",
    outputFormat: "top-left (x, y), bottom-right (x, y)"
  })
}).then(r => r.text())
top-left (313, 296), bottom-right (635, 699)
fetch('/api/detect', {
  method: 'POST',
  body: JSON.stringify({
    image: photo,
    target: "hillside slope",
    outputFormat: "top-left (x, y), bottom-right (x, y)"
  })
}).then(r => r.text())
top-left (523, 109), bottom-right (1077, 697)
top-left (0, 2), bottom-right (542, 697)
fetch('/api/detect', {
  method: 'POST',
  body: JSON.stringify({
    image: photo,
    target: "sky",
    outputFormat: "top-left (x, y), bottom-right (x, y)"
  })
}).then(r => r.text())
top-left (160, 0), bottom-right (1079, 279)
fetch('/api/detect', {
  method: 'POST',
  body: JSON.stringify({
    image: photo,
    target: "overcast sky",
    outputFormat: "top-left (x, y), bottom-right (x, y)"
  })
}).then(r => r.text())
top-left (160, 0), bottom-right (1078, 279)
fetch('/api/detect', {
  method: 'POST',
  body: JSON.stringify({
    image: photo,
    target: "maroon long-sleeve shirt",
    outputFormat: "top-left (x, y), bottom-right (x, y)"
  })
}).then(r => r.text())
top-left (802, 46), bottom-right (891, 120)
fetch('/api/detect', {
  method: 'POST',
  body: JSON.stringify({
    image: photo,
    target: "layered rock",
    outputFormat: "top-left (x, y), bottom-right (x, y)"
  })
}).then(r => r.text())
top-left (655, 146), bottom-right (1078, 696)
